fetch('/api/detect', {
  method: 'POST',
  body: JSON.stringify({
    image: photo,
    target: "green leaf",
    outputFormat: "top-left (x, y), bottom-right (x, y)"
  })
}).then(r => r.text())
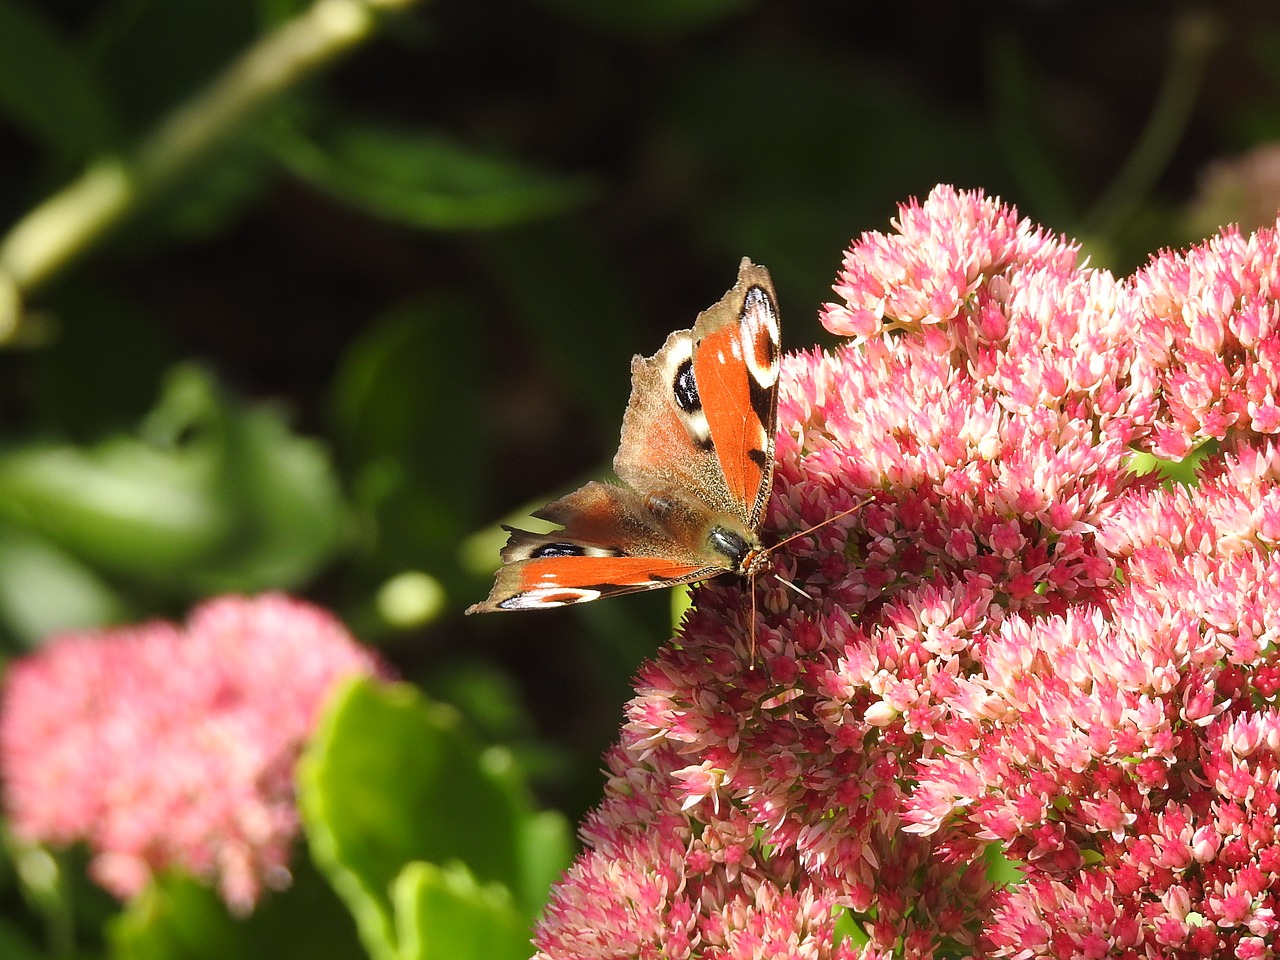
top-left (330, 296), bottom-right (486, 514)
top-left (107, 858), bottom-right (365, 960)
top-left (298, 680), bottom-right (517, 958)
top-left (272, 118), bottom-right (595, 230)
top-left (0, 365), bottom-right (346, 597)
top-left (299, 679), bottom-right (571, 960)
top-left (88, 0), bottom-right (256, 134)
top-left (0, 522), bottom-right (129, 647)
top-left (832, 906), bottom-right (869, 950)
top-left (513, 811), bottom-right (574, 917)
top-left (393, 862), bottom-right (529, 960)
top-left (1127, 442), bottom-right (1212, 487)
top-left (0, 0), bottom-right (116, 158)
top-left (108, 877), bottom-right (242, 960)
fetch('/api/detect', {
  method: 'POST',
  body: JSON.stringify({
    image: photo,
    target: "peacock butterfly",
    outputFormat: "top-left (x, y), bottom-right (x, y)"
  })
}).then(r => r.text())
top-left (467, 258), bottom-right (783, 617)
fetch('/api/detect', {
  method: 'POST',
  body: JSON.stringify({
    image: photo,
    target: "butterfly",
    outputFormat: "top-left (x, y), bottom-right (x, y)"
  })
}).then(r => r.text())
top-left (467, 257), bottom-right (784, 620)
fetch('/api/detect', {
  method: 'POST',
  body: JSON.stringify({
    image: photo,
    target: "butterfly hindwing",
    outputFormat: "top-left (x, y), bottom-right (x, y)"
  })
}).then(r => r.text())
top-left (466, 481), bottom-right (719, 612)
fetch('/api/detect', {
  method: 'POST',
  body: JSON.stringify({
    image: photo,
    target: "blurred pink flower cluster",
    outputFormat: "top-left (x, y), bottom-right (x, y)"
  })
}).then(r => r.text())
top-left (0, 593), bottom-right (381, 913)
top-left (536, 186), bottom-right (1280, 959)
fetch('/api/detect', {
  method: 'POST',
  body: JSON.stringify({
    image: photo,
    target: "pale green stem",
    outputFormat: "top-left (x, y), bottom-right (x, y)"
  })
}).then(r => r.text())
top-left (1079, 9), bottom-right (1222, 241)
top-left (0, 0), bottom-right (426, 341)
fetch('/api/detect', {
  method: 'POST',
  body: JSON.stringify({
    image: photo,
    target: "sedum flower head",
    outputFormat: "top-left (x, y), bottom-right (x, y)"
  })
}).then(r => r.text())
top-left (535, 186), bottom-right (1280, 959)
top-left (0, 593), bottom-right (382, 913)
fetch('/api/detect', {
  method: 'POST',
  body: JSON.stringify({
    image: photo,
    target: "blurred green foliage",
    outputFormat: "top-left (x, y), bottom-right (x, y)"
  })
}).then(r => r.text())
top-left (299, 678), bottom-right (571, 960)
top-left (0, 0), bottom-right (1278, 955)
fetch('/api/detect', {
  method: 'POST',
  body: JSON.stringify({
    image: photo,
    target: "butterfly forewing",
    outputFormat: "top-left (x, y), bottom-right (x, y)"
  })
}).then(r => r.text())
top-left (690, 262), bottom-right (780, 526)
top-left (614, 258), bottom-right (779, 525)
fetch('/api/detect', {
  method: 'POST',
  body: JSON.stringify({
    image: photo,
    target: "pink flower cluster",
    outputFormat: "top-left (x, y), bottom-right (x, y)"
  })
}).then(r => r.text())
top-left (0, 593), bottom-right (381, 913)
top-left (535, 186), bottom-right (1280, 959)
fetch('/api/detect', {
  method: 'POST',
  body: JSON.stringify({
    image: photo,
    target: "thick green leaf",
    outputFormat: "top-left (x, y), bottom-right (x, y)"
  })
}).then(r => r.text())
top-left (0, 0), bottom-right (116, 159)
top-left (300, 679), bottom-right (527, 959)
top-left (272, 118), bottom-right (595, 230)
top-left (0, 523), bottom-right (129, 647)
top-left (513, 811), bottom-right (574, 918)
top-left (301, 679), bottom-right (572, 960)
top-left (108, 877), bottom-right (242, 960)
top-left (106, 855), bottom-right (364, 960)
top-left (393, 862), bottom-right (529, 960)
top-left (0, 365), bottom-right (346, 597)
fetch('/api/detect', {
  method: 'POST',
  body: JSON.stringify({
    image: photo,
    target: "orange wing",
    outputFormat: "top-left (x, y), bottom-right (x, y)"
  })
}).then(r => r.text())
top-left (465, 481), bottom-right (722, 613)
top-left (691, 270), bottom-right (779, 525)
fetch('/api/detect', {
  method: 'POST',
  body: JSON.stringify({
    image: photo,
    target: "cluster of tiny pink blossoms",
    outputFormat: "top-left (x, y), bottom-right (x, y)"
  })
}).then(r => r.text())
top-left (0, 593), bottom-right (382, 914)
top-left (535, 185), bottom-right (1280, 959)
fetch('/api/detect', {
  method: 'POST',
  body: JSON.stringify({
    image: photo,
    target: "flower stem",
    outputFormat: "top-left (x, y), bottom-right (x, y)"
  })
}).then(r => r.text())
top-left (1080, 9), bottom-right (1223, 240)
top-left (0, 0), bottom-right (426, 342)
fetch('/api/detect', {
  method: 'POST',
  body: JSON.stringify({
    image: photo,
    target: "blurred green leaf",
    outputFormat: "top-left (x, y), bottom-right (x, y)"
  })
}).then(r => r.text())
top-left (0, 433), bottom-right (227, 575)
top-left (0, 523), bottom-right (129, 646)
top-left (655, 48), bottom-right (1003, 299)
top-left (393, 862), bottom-right (529, 960)
top-left (89, 0), bottom-right (256, 135)
top-left (139, 137), bottom-right (280, 243)
top-left (272, 118), bottom-right (595, 230)
top-left (32, 283), bottom-right (174, 439)
top-left (107, 857), bottom-right (365, 960)
top-left (0, 364), bottom-right (346, 597)
top-left (108, 877), bottom-right (241, 960)
top-left (0, 0), bottom-right (117, 159)
top-left (331, 297), bottom-right (483, 503)
top-left (253, 0), bottom-right (315, 28)
top-left (984, 27), bottom-right (1078, 229)
top-left (512, 811), bottom-right (573, 921)
top-left (330, 296), bottom-right (488, 586)
top-left (299, 678), bottom-right (572, 960)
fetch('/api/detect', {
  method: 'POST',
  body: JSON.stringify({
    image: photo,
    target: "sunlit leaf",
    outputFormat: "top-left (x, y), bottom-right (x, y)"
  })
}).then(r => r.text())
top-left (109, 877), bottom-right (242, 960)
top-left (299, 679), bottom-right (572, 960)
top-left (393, 862), bottom-right (529, 960)
top-left (0, 523), bottom-right (129, 647)
top-left (0, 365), bottom-right (347, 597)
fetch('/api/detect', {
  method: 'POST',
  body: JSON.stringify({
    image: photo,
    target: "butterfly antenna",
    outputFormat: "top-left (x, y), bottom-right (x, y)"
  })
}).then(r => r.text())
top-left (768, 496), bottom-right (874, 553)
top-left (773, 572), bottom-right (811, 599)
top-left (748, 498), bottom-right (873, 669)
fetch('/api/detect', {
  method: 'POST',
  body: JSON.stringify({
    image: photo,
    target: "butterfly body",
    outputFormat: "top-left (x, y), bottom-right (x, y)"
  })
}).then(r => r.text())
top-left (467, 259), bottom-right (780, 615)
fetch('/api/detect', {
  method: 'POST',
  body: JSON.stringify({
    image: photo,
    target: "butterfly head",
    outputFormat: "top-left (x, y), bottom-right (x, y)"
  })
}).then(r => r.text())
top-left (704, 521), bottom-right (771, 581)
